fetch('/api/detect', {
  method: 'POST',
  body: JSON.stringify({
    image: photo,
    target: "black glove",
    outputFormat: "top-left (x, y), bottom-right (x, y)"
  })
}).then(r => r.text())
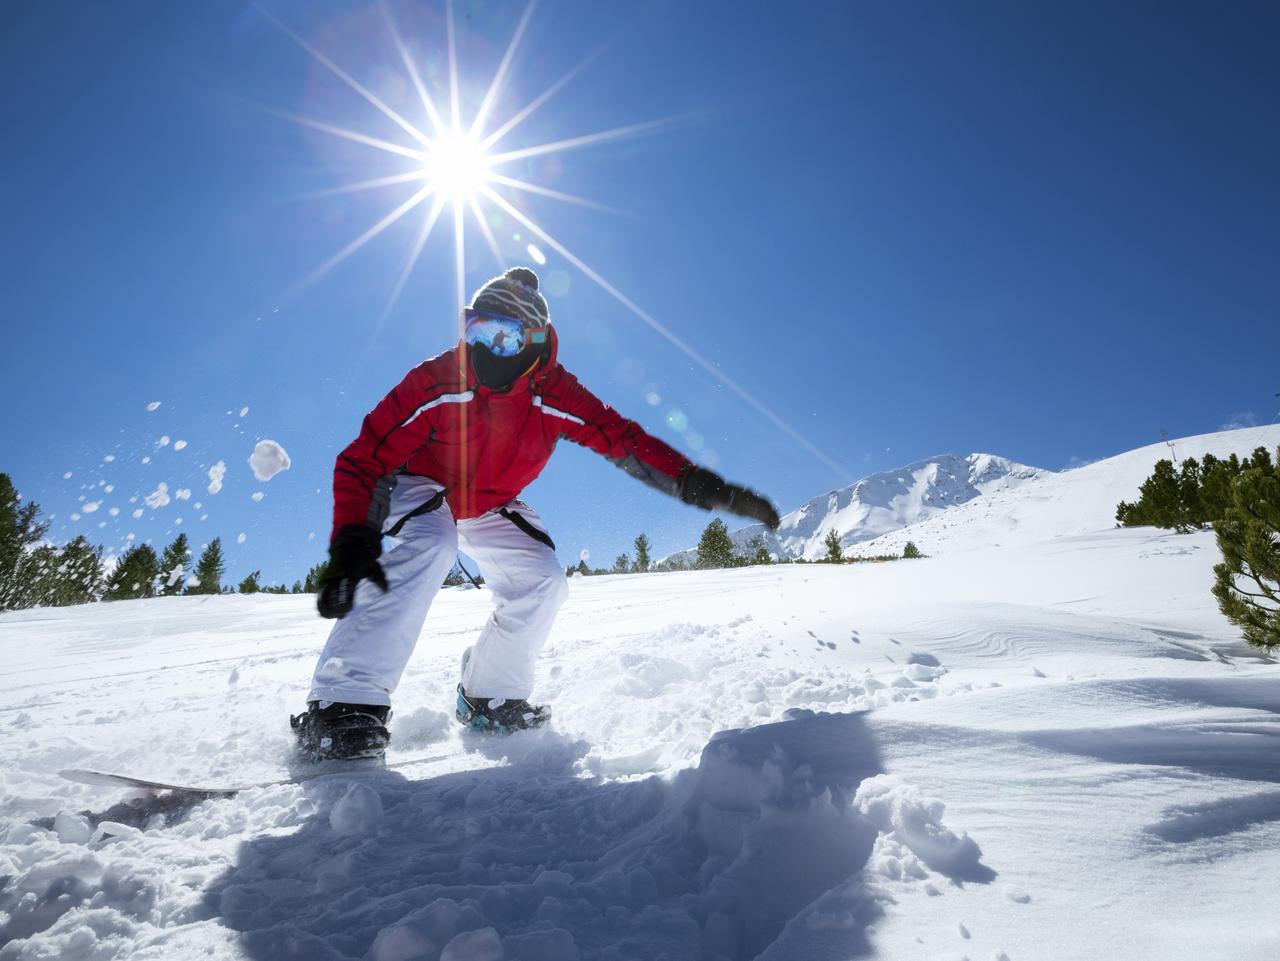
top-left (679, 466), bottom-right (781, 531)
top-left (317, 524), bottom-right (389, 619)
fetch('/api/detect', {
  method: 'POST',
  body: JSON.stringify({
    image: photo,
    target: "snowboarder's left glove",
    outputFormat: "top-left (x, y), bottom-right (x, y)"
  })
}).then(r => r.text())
top-left (679, 466), bottom-right (781, 530)
top-left (318, 524), bottom-right (389, 619)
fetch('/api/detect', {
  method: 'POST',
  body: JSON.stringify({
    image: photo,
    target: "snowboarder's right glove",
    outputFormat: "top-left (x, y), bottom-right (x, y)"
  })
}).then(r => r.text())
top-left (317, 524), bottom-right (389, 619)
top-left (679, 466), bottom-right (781, 531)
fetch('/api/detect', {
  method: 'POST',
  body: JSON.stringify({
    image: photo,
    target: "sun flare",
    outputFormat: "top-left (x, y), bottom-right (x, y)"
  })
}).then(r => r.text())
top-left (264, 1), bottom-right (853, 482)
top-left (423, 129), bottom-right (492, 204)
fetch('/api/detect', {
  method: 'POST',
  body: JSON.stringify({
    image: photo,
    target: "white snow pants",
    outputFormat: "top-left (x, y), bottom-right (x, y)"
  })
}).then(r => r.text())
top-left (308, 474), bottom-right (569, 707)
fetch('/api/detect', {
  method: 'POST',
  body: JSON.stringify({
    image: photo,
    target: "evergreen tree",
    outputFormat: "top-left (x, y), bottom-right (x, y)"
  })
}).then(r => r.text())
top-left (303, 561), bottom-right (329, 593)
top-left (1212, 449), bottom-right (1280, 650)
top-left (1199, 454), bottom-right (1235, 523)
top-left (696, 519), bottom-right (734, 569)
top-left (35, 536), bottom-right (105, 607)
top-left (746, 534), bottom-right (772, 566)
top-left (104, 544), bottom-right (160, 600)
top-left (0, 473), bottom-right (50, 611)
top-left (612, 553), bottom-right (631, 574)
top-left (1177, 458), bottom-right (1205, 528)
top-left (633, 533), bottom-right (651, 573)
top-left (290, 580), bottom-right (303, 594)
top-left (238, 570), bottom-right (262, 594)
top-left (903, 541), bottom-right (923, 559)
top-left (822, 529), bottom-right (843, 563)
top-left (576, 558), bottom-right (590, 576)
top-left (188, 539), bottom-right (225, 595)
top-left (158, 533), bottom-right (191, 595)
top-left (1117, 459), bottom-right (1186, 530)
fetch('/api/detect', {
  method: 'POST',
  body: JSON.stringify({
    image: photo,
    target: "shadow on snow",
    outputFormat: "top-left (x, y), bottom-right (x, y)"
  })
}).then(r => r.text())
top-left (201, 711), bottom-right (921, 961)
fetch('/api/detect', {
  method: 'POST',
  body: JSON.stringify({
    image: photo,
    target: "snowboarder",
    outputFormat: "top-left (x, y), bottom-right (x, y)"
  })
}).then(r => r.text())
top-left (292, 267), bottom-right (780, 760)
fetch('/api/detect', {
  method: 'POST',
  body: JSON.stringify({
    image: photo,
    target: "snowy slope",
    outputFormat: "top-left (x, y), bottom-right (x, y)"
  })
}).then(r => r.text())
top-left (2, 521), bottom-right (1278, 960)
top-left (670, 452), bottom-right (1048, 563)
top-left (858, 424), bottom-right (1279, 557)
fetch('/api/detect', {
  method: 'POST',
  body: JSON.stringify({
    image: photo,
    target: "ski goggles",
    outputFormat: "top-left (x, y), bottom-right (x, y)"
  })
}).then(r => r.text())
top-left (461, 308), bottom-right (548, 357)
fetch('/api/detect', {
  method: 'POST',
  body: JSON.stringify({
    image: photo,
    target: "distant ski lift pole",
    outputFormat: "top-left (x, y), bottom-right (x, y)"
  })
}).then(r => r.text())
top-left (1160, 429), bottom-right (1179, 464)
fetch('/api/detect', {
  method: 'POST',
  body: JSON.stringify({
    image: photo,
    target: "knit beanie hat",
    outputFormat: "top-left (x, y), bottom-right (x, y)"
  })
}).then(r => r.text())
top-left (470, 267), bottom-right (550, 327)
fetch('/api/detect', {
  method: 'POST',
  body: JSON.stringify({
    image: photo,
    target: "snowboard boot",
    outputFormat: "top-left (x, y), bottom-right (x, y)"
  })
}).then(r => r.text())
top-left (455, 685), bottom-right (550, 734)
top-left (291, 701), bottom-right (391, 761)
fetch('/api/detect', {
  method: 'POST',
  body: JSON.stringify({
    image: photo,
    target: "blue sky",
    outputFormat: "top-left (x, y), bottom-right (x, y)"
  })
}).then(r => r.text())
top-left (3, 0), bottom-right (1278, 585)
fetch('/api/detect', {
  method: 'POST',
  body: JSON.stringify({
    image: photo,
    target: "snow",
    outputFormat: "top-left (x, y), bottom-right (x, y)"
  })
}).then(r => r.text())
top-left (247, 440), bottom-right (290, 482)
top-left (207, 461), bottom-right (226, 495)
top-left (143, 483), bottom-right (170, 510)
top-left (1, 427), bottom-right (1278, 960)
top-left (671, 452), bottom-right (1048, 563)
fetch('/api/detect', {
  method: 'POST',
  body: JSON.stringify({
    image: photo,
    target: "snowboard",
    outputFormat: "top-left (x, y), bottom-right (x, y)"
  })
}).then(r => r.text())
top-left (60, 750), bottom-right (457, 796)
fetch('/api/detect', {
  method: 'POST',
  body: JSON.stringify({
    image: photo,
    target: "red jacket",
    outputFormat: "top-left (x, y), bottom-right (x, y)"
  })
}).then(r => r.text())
top-left (332, 329), bottom-right (692, 539)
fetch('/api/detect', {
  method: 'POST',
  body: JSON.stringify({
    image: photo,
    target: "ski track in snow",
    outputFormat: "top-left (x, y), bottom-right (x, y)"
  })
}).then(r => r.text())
top-left (2, 429), bottom-right (1280, 960)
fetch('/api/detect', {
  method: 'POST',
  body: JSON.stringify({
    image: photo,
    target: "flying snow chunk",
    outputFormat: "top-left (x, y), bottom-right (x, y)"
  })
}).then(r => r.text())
top-left (145, 483), bottom-right (171, 509)
top-left (251, 491), bottom-right (264, 502)
top-left (249, 440), bottom-right (291, 482)
top-left (208, 461), bottom-right (226, 495)
top-left (237, 532), bottom-right (246, 544)
top-left (176, 488), bottom-right (192, 501)
top-left (146, 401), bottom-right (161, 411)
top-left (82, 501), bottom-right (100, 513)
top-left (174, 440), bottom-right (187, 451)
top-left (63, 471), bottom-right (73, 479)
top-left (240, 406), bottom-right (250, 417)
top-left (103, 454), bottom-right (115, 463)
top-left (132, 508), bottom-right (144, 519)
top-left (580, 548), bottom-right (590, 563)
top-left (526, 242), bottom-right (547, 265)
top-left (157, 435), bottom-right (171, 448)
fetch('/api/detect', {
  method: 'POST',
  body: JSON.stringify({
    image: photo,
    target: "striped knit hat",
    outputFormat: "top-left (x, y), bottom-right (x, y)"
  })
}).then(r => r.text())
top-left (470, 267), bottom-right (550, 328)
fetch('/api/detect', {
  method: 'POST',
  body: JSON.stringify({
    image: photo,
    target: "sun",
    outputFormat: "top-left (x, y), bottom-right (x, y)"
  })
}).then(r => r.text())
top-left (423, 129), bottom-right (492, 204)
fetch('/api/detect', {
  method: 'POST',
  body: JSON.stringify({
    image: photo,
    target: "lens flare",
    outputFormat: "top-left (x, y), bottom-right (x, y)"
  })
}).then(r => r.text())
top-left (263, 0), bottom-right (854, 483)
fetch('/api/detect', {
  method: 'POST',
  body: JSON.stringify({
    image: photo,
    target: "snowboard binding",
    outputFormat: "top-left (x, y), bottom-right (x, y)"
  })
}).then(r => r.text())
top-left (455, 685), bottom-right (550, 734)
top-left (291, 701), bottom-right (391, 761)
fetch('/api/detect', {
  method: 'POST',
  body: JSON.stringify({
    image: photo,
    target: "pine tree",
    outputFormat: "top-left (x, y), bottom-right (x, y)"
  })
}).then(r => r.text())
top-left (612, 553), bottom-right (631, 574)
top-left (903, 541), bottom-right (923, 559)
top-left (1177, 458), bottom-right (1205, 528)
top-left (188, 539), bottom-right (225, 595)
top-left (576, 559), bottom-right (590, 576)
top-left (158, 533), bottom-right (191, 595)
top-left (696, 519), bottom-right (734, 569)
top-left (290, 580), bottom-right (303, 594)
top-left (1212, 449), bottom-right (1280, 650)
top-left (104, 544), bottom-right (160, 600)
top-left (303, 561), bottom-right (329, 593)
top-left (0, 473), bottom-right (50, 611)
top-left (746, 534), bottom-right (772, 565)
top-left (822, 529), bottom-right (843, 563)
top-left (633, 534), bottom-right (651, 573)
top-left (238, 570), bottom-right (262, 594)
top-left (38, 536), bottom-right (105, 606)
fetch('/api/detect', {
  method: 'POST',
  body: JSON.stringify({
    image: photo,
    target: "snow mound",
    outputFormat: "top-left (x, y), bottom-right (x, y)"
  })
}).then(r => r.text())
top-left (854, 774), bottom-right (990, 882)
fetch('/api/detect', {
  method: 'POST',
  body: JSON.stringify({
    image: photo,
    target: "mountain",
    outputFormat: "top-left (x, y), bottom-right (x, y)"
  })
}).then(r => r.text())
top-left (669, 452), bottom-right (1049, 563)
top-left (857, 424), bottom-right (1278, 557)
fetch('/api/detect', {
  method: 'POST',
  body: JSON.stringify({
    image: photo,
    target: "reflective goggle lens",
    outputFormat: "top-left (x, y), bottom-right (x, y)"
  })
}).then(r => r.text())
top-left (462, 309), bottom-right (547, 357)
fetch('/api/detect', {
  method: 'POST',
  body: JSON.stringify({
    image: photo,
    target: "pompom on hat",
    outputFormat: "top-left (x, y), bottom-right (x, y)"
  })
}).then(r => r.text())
top-left (470, 267), bottom-right (550, 328)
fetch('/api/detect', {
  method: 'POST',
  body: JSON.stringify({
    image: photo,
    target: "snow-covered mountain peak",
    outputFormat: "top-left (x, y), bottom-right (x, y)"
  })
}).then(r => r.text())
top-left (673, 451), bottom-right (1050, 563)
